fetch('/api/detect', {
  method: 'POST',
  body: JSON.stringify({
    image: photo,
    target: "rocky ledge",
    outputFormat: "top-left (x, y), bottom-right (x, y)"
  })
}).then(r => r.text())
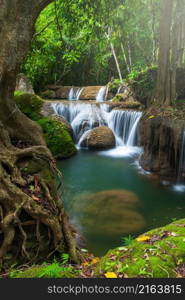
top-left (139, 107), bottom-right (185, 180)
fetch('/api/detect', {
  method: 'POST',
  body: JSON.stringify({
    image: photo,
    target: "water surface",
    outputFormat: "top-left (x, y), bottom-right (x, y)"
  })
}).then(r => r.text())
top-left (57, 149), bottom-right (185, 256)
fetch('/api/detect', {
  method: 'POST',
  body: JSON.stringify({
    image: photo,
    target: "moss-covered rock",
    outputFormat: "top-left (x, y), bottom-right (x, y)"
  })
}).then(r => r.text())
top-left (41, 90), bottom-right (56, 99)
top-left (112, 93), bottom-right (125, 102)
top-left (95, 219), bottom-right (185, 278)
top-left (14, 92), bottom-right (43, 120)
top-left (37, 117), bottom-right (77, 158)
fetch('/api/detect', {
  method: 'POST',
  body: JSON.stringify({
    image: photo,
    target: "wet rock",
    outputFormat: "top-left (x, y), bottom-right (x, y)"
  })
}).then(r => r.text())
top-left (139, 110), bottom-right (185, 179)
top-left (81, 126), bottom-right (116, 149)
top-left (80, 86), bottom-right (103, 100)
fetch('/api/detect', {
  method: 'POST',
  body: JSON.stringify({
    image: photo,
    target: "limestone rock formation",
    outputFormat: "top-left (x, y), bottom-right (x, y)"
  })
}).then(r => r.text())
top-left (72, 189), bottom-right (145, 237)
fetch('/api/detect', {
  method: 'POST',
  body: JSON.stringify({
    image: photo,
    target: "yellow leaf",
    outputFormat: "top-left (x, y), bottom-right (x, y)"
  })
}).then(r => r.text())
top-left (91, 257), bottom-right (100, 265)
top-left (104, 272), bottom-right (117, 278)
top-left (136, 235), bottom-right (151, 242)
top-left (82, 262), bottom-right (89, 266)
top-left (148, 115), bottom-right (155, 119)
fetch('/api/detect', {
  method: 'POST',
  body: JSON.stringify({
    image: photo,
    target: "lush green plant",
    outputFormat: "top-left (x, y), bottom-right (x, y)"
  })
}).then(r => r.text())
top-left (37, 117), bottom-right (77, 158)
top-left (108, 79), bottom-right (123, 94)
top-left (37, 262), bottom-right (62, 278)
top-left (61, 253), bottom-right (70, 264)
top-left (120, 234), bottom-right (135, 246)
top-left (14, 92), bottom-right (43, 120)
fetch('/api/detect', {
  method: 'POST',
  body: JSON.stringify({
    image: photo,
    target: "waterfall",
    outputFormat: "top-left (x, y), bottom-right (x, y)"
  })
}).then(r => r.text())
top-left (173, 130), bottom-right (185, 192)
top-left (96, 86), bottom-right (107, 102)
top-left (108, 110), bottom-right (142, 146)
top-left (52, 103), bottom-right (107, 144)
top-left (76, 88), bottom-right (84, 100)
top-left (68, 87), bottom-right (84, 100)
top-left (52, 102), bottom-right (142, 153)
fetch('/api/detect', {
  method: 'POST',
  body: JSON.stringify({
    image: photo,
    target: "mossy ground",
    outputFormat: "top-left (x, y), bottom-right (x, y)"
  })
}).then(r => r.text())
top-left (37, 118), bottom-right (77, 158)
top-left (95, 219), bottom-right (185, 278)
top-left (5, 219), bottom-right (185, 278)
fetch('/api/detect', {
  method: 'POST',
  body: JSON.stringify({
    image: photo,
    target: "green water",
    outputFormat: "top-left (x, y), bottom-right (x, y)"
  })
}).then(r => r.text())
top-left (57, 149), bottom-right (185, 256)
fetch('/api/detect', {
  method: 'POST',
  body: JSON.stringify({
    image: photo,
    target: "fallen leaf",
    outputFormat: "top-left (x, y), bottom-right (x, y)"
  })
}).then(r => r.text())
top-left (148, 115), bottom-right (155, 119)
top-left (91, 257), bottom-right (100, 265)
top-left (136, 235), bottom-right (151, 242)
top-left (104, 272), bottom-right (117, 278)
top-left (82, 262), bottom-right (89, 267)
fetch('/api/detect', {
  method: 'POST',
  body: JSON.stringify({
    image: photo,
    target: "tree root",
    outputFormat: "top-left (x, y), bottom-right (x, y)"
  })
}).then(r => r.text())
top-left (0, 122), bottom-right (78, 266)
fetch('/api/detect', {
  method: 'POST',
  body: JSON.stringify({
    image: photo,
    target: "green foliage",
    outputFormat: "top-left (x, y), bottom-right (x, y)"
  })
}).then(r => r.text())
top-left (14, 92), bottom-right (43, 120)
top-left (14, 90), bottom-right (25, 97)
top-left (120, 235), bottom-right (135, 246)
top-left (108, 79), bottom-right (122, 94)
top-left (61, 253), bottom-right (70, 264)
top-left (38, 262), bottom-right (63, 278)
top-left (22, 0), bottom-right (160, 89)
top-left (127, 66), bottom-right (157, 105)
top-left (37, 117), bottom-right (77, 158)
top-left (10, 261), bottom-right (79, 278)
top-left (112, 93), bottom-right (124, 102)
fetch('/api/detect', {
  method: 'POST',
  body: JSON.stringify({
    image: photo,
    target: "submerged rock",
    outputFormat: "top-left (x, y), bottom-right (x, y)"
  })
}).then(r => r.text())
top-left (81, 126), bottom-right (116, 149)
top-left (72, 189), bottom-right (145, 237)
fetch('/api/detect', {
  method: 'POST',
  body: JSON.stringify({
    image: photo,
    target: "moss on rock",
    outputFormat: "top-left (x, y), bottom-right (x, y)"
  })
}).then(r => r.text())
top-left (95, 219), bottom-right (185, 278)
top-left (14, 92), bottom-right (43, 120)
top-left (108, 79), bottom-right (122, 94)
top-left (37, 117), bottom-right (77, 158)
top-left (10, 263), bottom-right (79, 278)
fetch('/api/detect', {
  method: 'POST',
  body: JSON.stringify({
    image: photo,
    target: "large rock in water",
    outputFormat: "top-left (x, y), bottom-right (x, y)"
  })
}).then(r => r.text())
top-left (81, 126), bottom-right (116, 149)
top-left (16, 73), bottom-right (34, 94)
top-left (72, 189), bottom-right (145, 237)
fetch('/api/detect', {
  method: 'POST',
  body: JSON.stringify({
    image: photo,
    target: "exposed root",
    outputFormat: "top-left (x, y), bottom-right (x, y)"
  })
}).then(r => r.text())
top-left (0, 122), bottom-right (78, 266)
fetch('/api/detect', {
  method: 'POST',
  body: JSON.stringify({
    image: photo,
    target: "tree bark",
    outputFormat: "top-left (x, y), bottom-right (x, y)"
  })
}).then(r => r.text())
top-left (154, 0), bottom-right (173, 106)
top-left (0, 0), bottom-right (78, 266)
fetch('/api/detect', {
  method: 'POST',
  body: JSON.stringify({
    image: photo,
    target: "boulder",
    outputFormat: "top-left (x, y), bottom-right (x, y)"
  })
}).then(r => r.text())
top-left (72, 189), bottom-right (145, 237)
top-left (81, 126), bottom-right (116, 149)
top-left (16, 73), bottom-right (34, 94)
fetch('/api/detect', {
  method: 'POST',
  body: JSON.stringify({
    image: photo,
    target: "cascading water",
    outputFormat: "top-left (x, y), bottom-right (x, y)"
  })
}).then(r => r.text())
top-left (52, 103), bottom-right (107, 144)
top-left (107, 110), bottom-right (142, 146)
top-left (174, 130), bottom-right (185, 192)
top-left (52, 102), bottom-right (142, 156)
top-left (96, 86), bottom-right (107, 102)
top-left (68, 87), bottom-right (84, 100)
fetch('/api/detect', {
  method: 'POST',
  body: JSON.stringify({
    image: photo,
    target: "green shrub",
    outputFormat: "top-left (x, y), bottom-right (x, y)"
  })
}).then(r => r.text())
top-left (108, 79), bottom-right (123, 94)
top-left (37, 117), bottom-right (77, 158)
top-left (14, 92), bottom-right (43, 120)
top-left (126, 66), bottom-right (157, 105)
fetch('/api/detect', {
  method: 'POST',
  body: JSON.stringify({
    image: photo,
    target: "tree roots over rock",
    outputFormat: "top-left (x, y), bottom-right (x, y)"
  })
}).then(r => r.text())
top-left (0, 121), bottom-right (78, 268)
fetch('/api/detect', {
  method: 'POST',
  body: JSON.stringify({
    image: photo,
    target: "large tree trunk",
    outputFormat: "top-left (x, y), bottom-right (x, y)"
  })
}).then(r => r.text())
top-left (154, 0), bottom-right (173, 106)
top-left (0, 0), bottom-right (78, 267)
